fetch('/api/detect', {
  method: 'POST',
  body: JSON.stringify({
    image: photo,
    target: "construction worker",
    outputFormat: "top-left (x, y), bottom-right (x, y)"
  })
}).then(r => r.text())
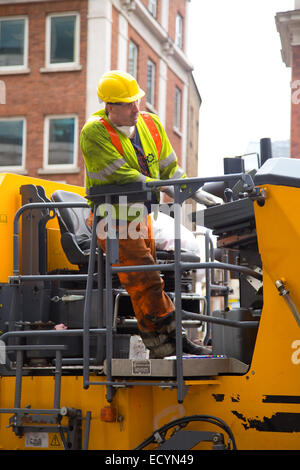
top-left (80, 70), bottom-right (215, 358)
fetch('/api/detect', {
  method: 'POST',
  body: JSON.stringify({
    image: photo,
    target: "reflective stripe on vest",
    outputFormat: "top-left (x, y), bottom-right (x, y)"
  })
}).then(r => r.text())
top-left (140, 112), bottom-right (162, 156)
top-left (98, 112), bottom-right (162, 157)
top-left (98, 117), bottom-right (124, 155)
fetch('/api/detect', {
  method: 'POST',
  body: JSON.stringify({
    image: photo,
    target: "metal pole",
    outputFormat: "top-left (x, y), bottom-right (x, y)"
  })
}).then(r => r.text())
top-left (83, 411), bottom-right (92, 450)
top-left (14, 350), bottom-right (23, 409)
top-left (96, 248), bottom-right (105, 364)
top-left (54, 350), bottom-right (62, 409)
top-left (182, 310), bottom-right (259, 328)
top-left (173, 186), bottom-right (184, 403)
top-left (83, 209), bottom-right (99, 389)
top-left (0, 328), bottom-right (106, 343)
top-left (110, 261), bottom-right (262, 281)
top-left (204, 230), bottom-right (211, 344)
top-left (223, 250), bottom-right (229, 310)
top-left (145, 173), bottom-right (246, 189)
top-left (105, 195), bottom-right (114, 403)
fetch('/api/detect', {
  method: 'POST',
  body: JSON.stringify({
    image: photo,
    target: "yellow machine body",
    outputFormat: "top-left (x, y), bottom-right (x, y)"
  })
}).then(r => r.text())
top-left (0, 173), bottom-right (299, 451)
top-left (0, 173), bottom-right (85, 282)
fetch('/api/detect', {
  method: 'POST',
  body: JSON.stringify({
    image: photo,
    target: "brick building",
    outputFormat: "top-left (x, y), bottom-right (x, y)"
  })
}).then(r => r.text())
top-left (0, 0), bottom-right (201, 187)
top-left (276, 0), bottom-right (300, 158)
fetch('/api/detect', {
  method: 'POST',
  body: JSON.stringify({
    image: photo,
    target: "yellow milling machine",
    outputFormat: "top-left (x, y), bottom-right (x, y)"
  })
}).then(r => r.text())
top-left (0, 155), bottom-right (299, 452)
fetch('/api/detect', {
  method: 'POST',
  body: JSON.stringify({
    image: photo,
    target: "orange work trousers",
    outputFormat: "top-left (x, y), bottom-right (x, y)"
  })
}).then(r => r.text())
top-left (87, 211), bottom-right (174, 333)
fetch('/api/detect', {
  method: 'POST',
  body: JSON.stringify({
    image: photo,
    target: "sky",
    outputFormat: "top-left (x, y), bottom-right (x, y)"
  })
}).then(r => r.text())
top-left (187, 0), bottom-right (295, 176)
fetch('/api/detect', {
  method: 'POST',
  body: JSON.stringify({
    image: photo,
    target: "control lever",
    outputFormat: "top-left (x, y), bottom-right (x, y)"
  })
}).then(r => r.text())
top-left (224, 188), bottom-right (233, 203)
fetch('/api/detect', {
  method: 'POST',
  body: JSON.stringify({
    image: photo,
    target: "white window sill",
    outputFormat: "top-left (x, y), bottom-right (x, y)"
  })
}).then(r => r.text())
top-left (38, 167), bottom-right (81, 175)
top-left (40, 65), bottom-right (82, 73)
top-left (0, 67), bottom-right (31, 75)
top-left (173, 126), bottom-right (182, 138)
top-left (146, 102), bottom-right (158, 114)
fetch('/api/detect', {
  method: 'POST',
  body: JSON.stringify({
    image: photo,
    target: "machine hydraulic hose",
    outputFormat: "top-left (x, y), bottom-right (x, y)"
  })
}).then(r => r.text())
top-left (275, 279), bottom-right (300, 328)
top-left (134, 414), bottom-right (237, 450)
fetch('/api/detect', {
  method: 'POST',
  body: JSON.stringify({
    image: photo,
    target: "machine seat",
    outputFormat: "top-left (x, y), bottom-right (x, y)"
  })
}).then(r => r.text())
top-left (51, 190), bottom-right (92, 267)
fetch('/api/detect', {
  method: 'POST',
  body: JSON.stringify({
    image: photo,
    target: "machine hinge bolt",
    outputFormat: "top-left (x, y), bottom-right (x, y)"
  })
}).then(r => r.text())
top-left (275, 279), bottom-right (289, 296)
top-left (154, 431), bottom-right (164, 444)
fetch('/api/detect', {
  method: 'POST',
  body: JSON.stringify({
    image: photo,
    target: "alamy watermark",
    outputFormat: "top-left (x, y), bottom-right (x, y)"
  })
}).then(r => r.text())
top-left (93, 198), bottom-right (204, 240)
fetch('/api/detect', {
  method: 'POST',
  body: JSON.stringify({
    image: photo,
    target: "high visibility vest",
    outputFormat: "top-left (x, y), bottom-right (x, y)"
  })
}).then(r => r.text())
top-left (81, 109), bottom-right (184, 184)
top-left (98, 112), bottom-right (162, 159)
top-left (80, 109), bottom-right (186, 219)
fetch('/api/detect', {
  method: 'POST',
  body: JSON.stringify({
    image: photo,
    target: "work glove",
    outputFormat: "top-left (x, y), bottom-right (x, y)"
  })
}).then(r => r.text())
top-left (161, 186), bottom-right (221, 207)
top-left (192, 189), bottom-right (221, 207)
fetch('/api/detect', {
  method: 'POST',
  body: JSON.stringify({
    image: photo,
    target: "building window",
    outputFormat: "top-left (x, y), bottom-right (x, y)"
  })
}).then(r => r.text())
top-left (44, 116), bottom-right (78, 169)
top-left (0, 118), bottom-right (25, 169)
top-left (0, 16), bottom-right (28, 70)
top-left (0, 80), bottom-right (5, 103)
top-left (174, 87), bottom-right (181, 131)
top-left (128, 40), bottom-right (138, 79)
top-left (46, 13), bottom-right (79, 68)
top-left (148, 0), bottom-right (157, 18)
top-left (147, 59), bottom-right (155, 107)
top-left (175, 13), bottom-right (183, 49)
top-left (189, 106), bottom-right (194, 147)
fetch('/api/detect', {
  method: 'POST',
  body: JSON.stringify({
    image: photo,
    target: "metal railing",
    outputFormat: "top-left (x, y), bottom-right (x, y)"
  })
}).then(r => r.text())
top-left (82, 175), bottom-right (261, 403)
top-left (5, 175), bottom-right (262, 405)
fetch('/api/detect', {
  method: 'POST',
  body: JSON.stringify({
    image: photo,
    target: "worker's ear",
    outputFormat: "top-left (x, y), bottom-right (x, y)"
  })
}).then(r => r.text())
top-left (105, 103), bottom-right (112, 115)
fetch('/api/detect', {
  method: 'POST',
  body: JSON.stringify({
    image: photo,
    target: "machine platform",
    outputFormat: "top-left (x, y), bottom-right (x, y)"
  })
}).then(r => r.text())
top-left (110, 356), bottom-right (248, 378)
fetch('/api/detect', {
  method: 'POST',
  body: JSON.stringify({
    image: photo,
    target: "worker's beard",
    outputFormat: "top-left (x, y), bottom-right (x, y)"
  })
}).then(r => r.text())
top-left (115, 125), bottom-right (135, 138)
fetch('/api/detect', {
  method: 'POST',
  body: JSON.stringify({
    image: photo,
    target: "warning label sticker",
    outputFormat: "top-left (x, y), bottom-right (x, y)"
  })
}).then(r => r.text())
top-left (49, 433), bottom-right (63, 448)
top-left (25, 432), bottom-right (48, 448)
top-left (25, 432), bottom-right (63, 449)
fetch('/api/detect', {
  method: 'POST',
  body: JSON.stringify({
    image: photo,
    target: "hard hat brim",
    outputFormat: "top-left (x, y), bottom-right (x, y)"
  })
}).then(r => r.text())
top-left (107, 88), bottom-right (145, 103)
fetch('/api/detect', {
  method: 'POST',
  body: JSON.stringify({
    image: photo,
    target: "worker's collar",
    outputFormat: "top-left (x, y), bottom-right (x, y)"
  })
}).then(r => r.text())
top-left (114, 125), bottom-right (136, 138)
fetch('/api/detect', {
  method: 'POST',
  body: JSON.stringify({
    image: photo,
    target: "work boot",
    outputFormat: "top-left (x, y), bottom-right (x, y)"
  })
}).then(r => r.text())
top-left (140, 311), bottom-right (212, 358)
top-left (139, 327), bottom-right (176, 359)
top-left (181, 332), bottom-right (212, 356)
top-left (159, 311), bottom-right (212, 356)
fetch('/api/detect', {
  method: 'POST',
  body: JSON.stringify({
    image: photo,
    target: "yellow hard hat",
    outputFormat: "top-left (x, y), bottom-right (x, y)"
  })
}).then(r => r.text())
top-left (97, 70), bottom-right (145, 103)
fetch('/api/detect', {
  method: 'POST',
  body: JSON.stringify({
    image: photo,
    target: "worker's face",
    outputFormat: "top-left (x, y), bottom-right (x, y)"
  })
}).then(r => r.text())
top-left (106, 100), bottom-right (140, 126)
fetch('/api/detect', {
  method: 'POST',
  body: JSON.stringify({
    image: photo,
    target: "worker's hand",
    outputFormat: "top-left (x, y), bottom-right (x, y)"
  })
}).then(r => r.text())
top-left (193, 189), bottom-right (222, 207)
top-left (160, 185), bottom-right (222, 206)
top-left (160, 186), bottom-right (174, 197)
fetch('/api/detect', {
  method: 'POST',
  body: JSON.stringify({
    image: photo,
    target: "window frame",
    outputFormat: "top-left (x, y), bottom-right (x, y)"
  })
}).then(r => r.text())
top-left (43, 114), bottom-right (78, 171)
top-left (148, 0), bottom-right (157, 18)
top-left (0, 15), bottom-right (28, 73)
top-left (128, 40), bottom-right (138, 79)
top-left (45, 12), bottom-right (80, 70)
top-left (174, 86), bottom-right (182, 132)
top-left (0, 117), bottom-right (26, 171)
top-left (146, 58), bottom-right (156, 108)
top-left (175, 12), bottom-right (183, 49)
